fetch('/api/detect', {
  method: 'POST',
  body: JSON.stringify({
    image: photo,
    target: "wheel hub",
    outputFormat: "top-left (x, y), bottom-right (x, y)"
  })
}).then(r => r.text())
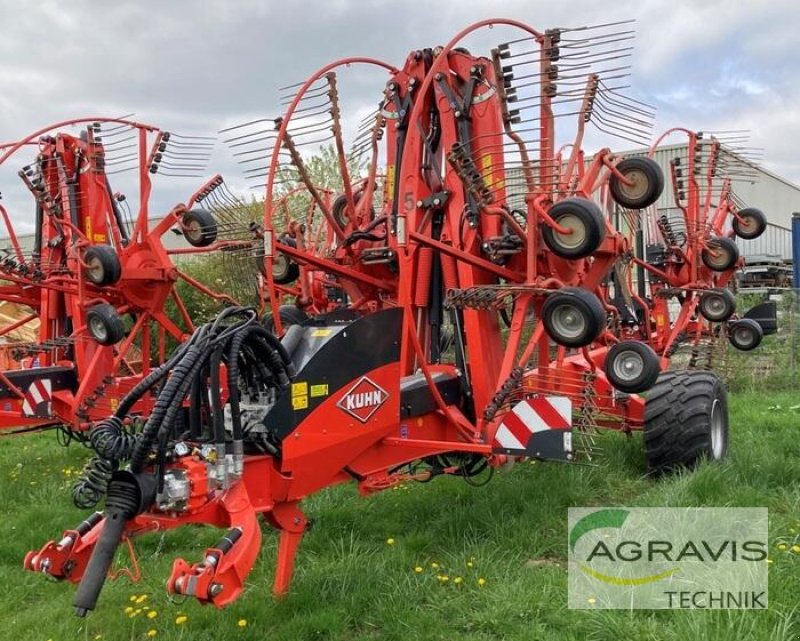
top-left (86, 258), bottom-right (104, 282)
top-left (733, 325), bottom-right (754, 347)
top-left (706, 246), bottom-right (731, 268)
top-left (553, 213), bottom-right (586, 249)
top-left (613, 351), bottom-right (644, 382)
top-left (89, 316), bottom-right (108, 342)
top-left (185, 221), bottom-right (203, 243)
top-left (704, 295), bottom-right (725, 315)
top-left (552, 304), bottom-right (586, 339)
top-left (739, 215), bottom-right (756, 233)
top-left (618, 168), bottom-right (648, 200)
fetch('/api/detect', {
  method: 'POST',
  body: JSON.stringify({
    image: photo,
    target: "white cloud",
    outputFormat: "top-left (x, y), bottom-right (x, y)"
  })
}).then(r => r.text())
top-left (0, 0), bottom-right (798, 231)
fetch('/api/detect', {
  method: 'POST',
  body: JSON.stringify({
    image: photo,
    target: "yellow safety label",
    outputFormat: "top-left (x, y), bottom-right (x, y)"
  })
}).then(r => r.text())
top-left (385, 164), bottom-right (395, 200)
top-left (311, 329), bottom-right (333, 337)
top-left (480, 154), bottom-right (505, 190)
top-left (310, 384), bottom-right (329, 398)
top-left (292, 382), bottom-right (308, 397)
top-left (292, 395), bottom-right (309, 410)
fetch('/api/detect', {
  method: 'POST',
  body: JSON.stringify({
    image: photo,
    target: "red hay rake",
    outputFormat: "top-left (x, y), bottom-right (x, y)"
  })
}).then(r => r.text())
top-left (21, 18), bottom-right (767, 616)
top-left (0, 118), bottom-right (243, 434)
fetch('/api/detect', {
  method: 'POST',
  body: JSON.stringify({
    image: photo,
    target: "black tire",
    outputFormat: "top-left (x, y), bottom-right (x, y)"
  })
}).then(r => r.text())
top-left (609, 157), bottom-right (664, 209)
top-left (542, 288), bottom-right (606, 348)
top-left (604, 341), bottom-right (661, 393)
top-left (743, 301), bottom-right (778, 336)
top-left (727, 318), bottom-right (763, 351)
top-left (331, 190), bottom-right (376, 230)
top-left (541, 197), bottom-right (606, 259)
top-left (83, 245), bottom-right (121, 286)
top-left (272, 237), bottom-right (300, 285)
top-left (702, 237), bottom-right (739, 271)
top-left (699, 288), bottom-right (736, 322)
top-left (86, 303), bottom-right (125, 346)
top-left (644, 370), bottom-right (728, 473)
top-left (263, 305), bottom-right (308, 334)
top-left (182, 209), bottom-right (217, 248)
top-left (732, 207), bottom-right (767, 240)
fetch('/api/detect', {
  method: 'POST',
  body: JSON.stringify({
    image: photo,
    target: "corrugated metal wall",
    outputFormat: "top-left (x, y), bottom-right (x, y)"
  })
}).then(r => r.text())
top-left (631, 146), bottom-right (798, 214)
top-left (504, 143), bottom-right (800, 262)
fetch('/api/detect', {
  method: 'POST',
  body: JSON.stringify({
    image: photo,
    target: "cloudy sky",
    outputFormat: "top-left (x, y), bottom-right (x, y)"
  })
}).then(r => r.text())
top-left (1, 0), bottom-right (798, 231)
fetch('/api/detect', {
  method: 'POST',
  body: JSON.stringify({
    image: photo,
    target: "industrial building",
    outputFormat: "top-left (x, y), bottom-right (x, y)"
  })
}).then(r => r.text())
top-left (621, 142), bottom-right (800, 287)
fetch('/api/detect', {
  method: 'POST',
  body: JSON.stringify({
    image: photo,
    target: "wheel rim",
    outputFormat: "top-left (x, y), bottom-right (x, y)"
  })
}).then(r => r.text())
top-left (705, 244), bottom-right (731, 269)
top-left (552, 213), bottom-right (587, 250)
top-left (618, 168), bottom-right (649, 201)
top-left (738, 215), bottom-right (757, 235)
top-left (185, 220), bottom-right (203, 243)
top-left (733, 325), bottom-right (755, 348)
top-left (89, 316), bottom-right (108, 343)
top-left (702, 294), bottom-right (727, 319)
top-left (273, 255), bottom-right (289, 279)
top-left (612, 349), bottom-right (644, 383)
top-left (86, 257), bottom-right (104, 283)
top-left (550, 303), bottom-right (586, 341)
top-left (710, 398), bottom-right (724, 459)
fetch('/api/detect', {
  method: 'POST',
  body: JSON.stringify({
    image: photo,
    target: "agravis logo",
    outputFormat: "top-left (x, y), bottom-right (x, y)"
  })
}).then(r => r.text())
top-left (570, 509), bottom-right (679, 586)
top-left (568, 507), bottom-right (768, 609)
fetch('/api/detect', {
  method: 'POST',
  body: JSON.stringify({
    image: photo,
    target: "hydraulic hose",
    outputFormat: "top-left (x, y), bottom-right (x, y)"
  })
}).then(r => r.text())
top-left (73, 471), bottom-right (155, 616)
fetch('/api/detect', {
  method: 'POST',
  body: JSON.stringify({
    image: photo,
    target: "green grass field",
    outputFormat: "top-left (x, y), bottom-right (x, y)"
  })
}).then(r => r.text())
top-left (3, 391), bottom-right (799, 641)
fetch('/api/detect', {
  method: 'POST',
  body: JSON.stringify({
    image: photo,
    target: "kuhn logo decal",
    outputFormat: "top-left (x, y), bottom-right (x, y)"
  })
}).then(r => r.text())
top-left (336, 376), bottom-right (388, 423)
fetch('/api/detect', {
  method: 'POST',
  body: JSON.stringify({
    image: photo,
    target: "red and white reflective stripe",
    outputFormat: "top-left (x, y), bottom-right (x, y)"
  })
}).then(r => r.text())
top-left (493, 396), bottom-right (571, 451)
top-left (22, 379), bottom-right (52, 416)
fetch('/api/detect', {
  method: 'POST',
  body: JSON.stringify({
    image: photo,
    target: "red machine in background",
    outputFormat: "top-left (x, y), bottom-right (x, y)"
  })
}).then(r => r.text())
top-left (25, 19), bottom-right (764, 616)
top-left (598, 128), bottom-right (771, 390)
top-left (0, 118), bottom-right (248, 434)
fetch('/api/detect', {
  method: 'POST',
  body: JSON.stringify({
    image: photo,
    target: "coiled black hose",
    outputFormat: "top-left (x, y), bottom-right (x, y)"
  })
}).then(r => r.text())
top-left (72, 456), bottom-right (116, 509)
top-left (71, 306), bottom-right (290, 591)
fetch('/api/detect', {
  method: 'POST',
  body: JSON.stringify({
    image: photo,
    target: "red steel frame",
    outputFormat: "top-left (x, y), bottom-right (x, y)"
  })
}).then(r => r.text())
top-left (0, 118), bottom-right (240, 432)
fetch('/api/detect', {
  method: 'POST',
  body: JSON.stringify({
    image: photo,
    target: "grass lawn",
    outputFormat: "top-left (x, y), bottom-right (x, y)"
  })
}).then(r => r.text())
top-left (2, 391), bottom-right (799, 641)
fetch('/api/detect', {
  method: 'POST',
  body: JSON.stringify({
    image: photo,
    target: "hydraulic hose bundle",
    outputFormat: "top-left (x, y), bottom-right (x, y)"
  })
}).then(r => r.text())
top-left (71, 306), bottom-right (293, 616)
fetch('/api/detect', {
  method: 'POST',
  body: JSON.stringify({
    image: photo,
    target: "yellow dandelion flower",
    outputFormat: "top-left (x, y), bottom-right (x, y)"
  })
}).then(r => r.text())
top-left (386, 538), bottom-right (395, 545)
top-left (588, 597), bottom-right (597, 604)
top-left (777, 543), bottom-right (788, 551)
top-left (767, 558), bottom-right (774, 564)
top-left (477, 577), bottom-right (486, 586)
top-left (454, 577), bottom-right (463, 584)
top-left (129, 595), bottom-right (138, 602)
top-left (414, 566), bottom-right (424, 573)
top-left (175, 615), bottom-right (188, 625)
top-left (792, 544), bottom-right (800, 553)
top-left (147, 630), bottom-right (157, 638)
top-left (147, 610), bottom-right (157, 619)
top-left (466, 561), bottom-right (473, 568)
top-left (136, 594), bottom-right (148, 604)
top-left (431, 562), bottom-right (439, 569)
top-left (237, 619), bottom-right (248, 628)
top-left (124, 606), bottom-right (134, 614)
top-left (95, 635), bottom-right (103, 640)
